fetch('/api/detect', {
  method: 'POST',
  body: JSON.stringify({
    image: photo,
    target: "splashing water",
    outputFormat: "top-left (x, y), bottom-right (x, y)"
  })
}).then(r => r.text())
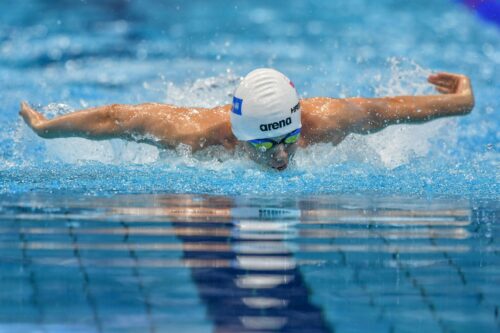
top-left (0, 3), bottom-right (498, 333)
top-left (25, 60), bottom-right (459, 170)
top-left (3, 59), bottom-right (497, 197)
top-left (0, 0), bottom-right (497, 197)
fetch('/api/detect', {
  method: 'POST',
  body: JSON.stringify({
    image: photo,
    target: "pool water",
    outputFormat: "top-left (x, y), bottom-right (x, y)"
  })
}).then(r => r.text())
top-left (1, 194), bottom-right (498, 333)
top-left (0, 0), bottom-right (498, 197)
top-left (0, 0), bottom-right (498, 332)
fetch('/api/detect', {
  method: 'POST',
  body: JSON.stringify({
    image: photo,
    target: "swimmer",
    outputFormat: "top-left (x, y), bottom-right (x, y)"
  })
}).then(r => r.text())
top-left (20, 68), bottom-right (474, 170)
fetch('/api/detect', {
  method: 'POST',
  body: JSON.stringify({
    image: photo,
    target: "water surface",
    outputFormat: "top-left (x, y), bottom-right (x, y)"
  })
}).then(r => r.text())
top-left (0, 194), bottom-right (498, 333)
top-left (0, 0), bottom-right (498, 197)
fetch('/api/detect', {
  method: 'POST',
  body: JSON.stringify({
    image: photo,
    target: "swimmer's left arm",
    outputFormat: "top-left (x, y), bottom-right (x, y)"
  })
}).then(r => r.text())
top-left (344, 72), bottom-right (475, 134)
top-left (301, 73), bottom-right (474, 145)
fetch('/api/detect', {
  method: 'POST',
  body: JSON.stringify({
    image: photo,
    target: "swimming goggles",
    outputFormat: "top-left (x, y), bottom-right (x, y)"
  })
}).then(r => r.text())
top-left (248, 128), bottom-right (301, 152)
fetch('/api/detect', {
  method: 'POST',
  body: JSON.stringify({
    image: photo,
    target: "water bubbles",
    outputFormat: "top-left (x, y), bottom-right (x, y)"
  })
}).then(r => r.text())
top-left (481, 43), bottom-right (496, 59)
top-left (79, 99), bottom-right (88, 108)
top-left (374, 57), bottom-right (432, 97)
top-left (1, 1), bottom-right (497, 197)
top-left (136, 48), bottom-right (148, 61)
top-left (64, 59), bottom-right (83, 76)
top-left (42, 103), bottom-right (73, 118)
top-left (199, 138), bottom-right (206, 148)
top-left (47, 48), bottom-right (62, 61)
top-left (249, 8), bottom-right (275, 24)
top-left (165, 72), bottom-right (239, 108)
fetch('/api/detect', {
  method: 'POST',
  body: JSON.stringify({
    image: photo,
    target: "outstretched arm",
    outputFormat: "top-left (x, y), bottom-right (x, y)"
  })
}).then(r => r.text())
top-left (19, 102), bottom-right (234, 150)
top-left (20, 102), bottom-right (175, 147)
top-left (301, 72), bottom-right (474, 144)
top-left (345, 72), bottom-right (474, 133)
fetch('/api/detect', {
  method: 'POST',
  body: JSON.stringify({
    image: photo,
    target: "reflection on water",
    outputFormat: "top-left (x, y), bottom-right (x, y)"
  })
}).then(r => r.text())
top-left (0, 194), bottom-right (498, 333)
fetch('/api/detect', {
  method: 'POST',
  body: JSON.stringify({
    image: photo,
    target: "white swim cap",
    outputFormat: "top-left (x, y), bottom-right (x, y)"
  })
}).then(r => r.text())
top-left (230, 68), bottom-right (301, 141)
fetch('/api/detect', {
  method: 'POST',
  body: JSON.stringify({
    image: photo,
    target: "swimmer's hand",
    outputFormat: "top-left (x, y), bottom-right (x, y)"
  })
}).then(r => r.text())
top-left (19, 102), bottom-right (47, 135)
top-left (427, 72), bottom-right (474, 115)
top-left (428, 72), bottom-right (473, 97)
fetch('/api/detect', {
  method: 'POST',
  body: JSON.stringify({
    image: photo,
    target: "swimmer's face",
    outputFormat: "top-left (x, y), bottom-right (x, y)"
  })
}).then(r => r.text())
top-left (242, 133), bottom-right (299, 171)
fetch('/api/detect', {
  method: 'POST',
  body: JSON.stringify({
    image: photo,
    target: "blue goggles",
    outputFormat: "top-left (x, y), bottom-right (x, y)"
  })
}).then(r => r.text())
top-left (248, 128), bottom-right (301, 152)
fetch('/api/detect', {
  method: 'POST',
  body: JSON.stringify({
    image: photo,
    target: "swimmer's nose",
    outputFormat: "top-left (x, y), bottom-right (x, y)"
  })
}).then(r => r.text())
top-left (271, 144), bottom-right (289, 167)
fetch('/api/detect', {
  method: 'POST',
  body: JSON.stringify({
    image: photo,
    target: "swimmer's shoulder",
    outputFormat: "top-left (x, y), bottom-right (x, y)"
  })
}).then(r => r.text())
top-left (179, 103), bottom-right (237, 151)
top-left (207, 104), bottom-right (238, 149)
top-left (299, 97), bottom-right (354, 146)
top-left (300, 97), bottom-right (361, 123)
top-left (300, 97), bottom-right (348, 113)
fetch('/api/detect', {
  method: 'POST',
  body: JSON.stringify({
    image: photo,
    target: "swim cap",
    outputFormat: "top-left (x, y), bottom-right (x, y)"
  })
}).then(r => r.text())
top-left (230, 68), bottom-right (301, 141)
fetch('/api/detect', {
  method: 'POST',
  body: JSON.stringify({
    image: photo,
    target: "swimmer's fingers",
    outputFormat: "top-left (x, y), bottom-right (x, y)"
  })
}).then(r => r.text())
top-left (428, 73), bottom-right (457, 87)
top-left (19, 102), bottom-right (46, 129)
top-left (430, 72), bottom-right (472, 95)
top-left (428, 73), bottom-right (461, 94)
top-left (428, 78), bottom-right (454, 94)
top-left (435, 86), bottom-right (453, 94)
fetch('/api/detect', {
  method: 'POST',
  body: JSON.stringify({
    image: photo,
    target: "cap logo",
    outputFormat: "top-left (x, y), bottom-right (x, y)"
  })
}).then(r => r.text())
top-left (232, 96), bottom-right (242, 115)
top-left (260, 117), bottom-right (292, 132)
top-left (290, 103), bottom-right (299, 114)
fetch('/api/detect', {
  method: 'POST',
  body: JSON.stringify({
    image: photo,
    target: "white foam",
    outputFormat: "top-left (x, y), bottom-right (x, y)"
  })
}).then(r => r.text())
top-left (45, 137), bottom-right (160, 164)
top-left (165, 70), bottom-right (240, 108)
top-left (365, 58), bottom-right (458, 168)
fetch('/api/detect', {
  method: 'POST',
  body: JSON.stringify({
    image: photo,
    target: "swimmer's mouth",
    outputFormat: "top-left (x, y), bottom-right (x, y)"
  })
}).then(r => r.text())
top-left (273, 164), bottom-right (288, 171)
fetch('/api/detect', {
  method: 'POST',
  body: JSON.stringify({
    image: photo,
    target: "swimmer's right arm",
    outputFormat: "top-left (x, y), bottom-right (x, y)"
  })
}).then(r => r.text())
top-left (19, 102), bottom-right (184, 149)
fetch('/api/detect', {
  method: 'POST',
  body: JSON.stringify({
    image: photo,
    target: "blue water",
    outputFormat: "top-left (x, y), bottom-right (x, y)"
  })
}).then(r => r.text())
top-left (0, 194), bottom-right (498, 333)
top-left (0, 1), bottom-right (499, 332)
top-left (0, 0), bottom-right (498, 197)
